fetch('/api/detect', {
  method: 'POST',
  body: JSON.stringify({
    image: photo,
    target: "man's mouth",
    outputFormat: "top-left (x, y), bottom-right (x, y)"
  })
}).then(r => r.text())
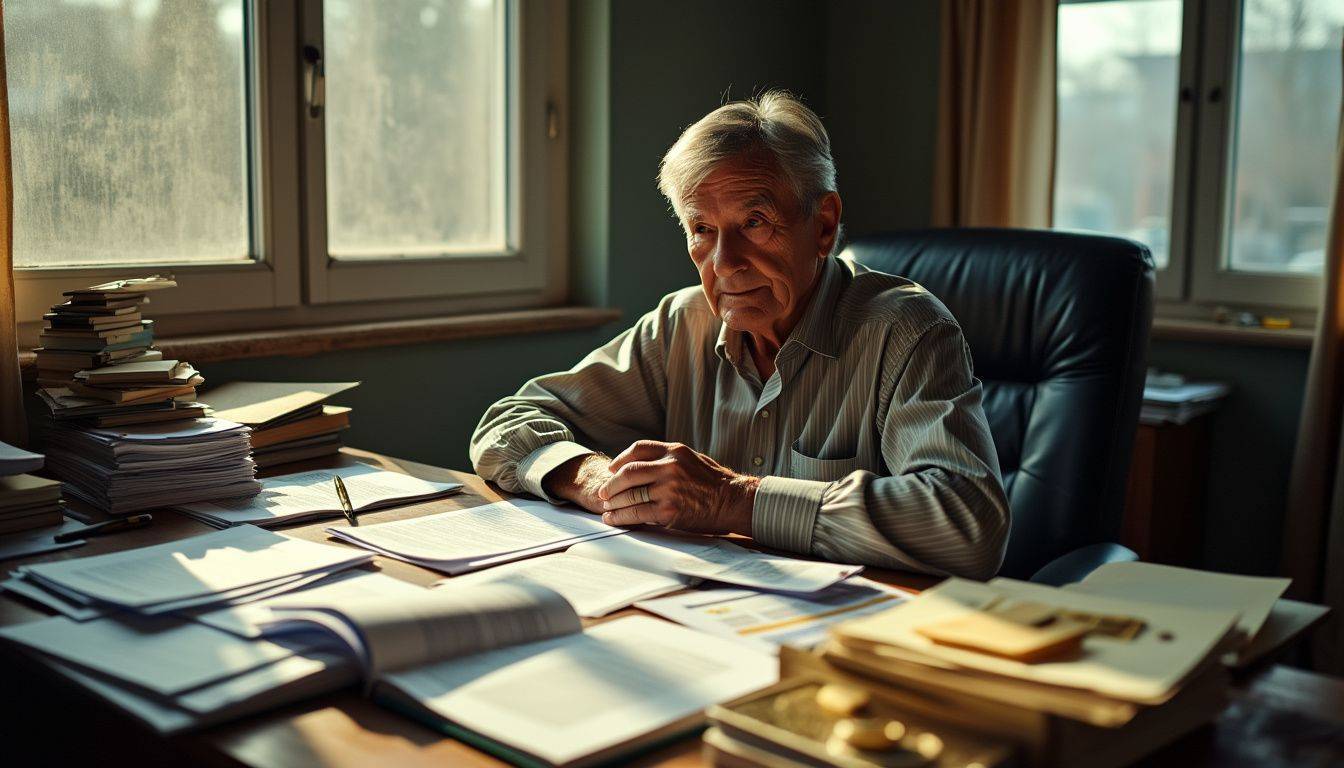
top-left (720, 286), bottom-right (767, 297)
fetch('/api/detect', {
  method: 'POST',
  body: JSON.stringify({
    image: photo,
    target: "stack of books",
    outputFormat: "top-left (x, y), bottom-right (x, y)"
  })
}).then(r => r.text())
top-left (0, 442), bottom-right (63, 535)
top-left (35, 276), bottom-right (173, 387)
top-left (201, 382), bottom-right (359, 469)
top-left (35, 277), bottom-right (210, 427)
top-left (35, 277), bottom-right (261, 516)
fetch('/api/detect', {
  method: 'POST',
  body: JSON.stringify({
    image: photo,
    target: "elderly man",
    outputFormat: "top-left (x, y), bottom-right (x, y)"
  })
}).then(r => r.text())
top-left (470, 91), bottom-right (1009, 579)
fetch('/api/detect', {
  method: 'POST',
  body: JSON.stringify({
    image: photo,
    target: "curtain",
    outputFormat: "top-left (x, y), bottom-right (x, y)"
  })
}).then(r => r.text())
top-left (0, 8), bottom-right (25, 448)
top-left (1283, 51), bottom-right (1344, 675)
top-left (931, 0), bottom-right (1057, 228)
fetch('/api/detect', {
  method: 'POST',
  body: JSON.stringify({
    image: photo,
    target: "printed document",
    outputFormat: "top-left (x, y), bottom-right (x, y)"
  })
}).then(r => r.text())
top-left (326, 499), bottom-right (624, 575)
top-left (568, 529), bottom-right (862, 593)
top-left (15, 525), bottom-right (372, 612)
top-left (637, 577), bottom-right (911, 653)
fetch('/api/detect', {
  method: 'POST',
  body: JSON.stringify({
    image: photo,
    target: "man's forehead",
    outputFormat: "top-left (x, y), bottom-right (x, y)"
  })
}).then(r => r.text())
top-left (685, 165), bottom-right (789, 215)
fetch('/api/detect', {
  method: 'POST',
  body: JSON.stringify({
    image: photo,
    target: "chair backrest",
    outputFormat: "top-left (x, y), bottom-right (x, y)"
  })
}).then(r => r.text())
top-left (842, 228), bottom-right (1154, 578)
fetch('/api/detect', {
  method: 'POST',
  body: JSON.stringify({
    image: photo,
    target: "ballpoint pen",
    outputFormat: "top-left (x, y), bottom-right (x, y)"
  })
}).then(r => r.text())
top-left (333, 475), bottom-right (358, 526)
top-left (54, 513), bottom-right (153, 543)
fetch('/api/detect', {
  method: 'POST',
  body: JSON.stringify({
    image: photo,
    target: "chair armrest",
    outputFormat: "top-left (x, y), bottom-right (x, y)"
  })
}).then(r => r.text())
top-left (1029, 543), bottom-right (1139, 586)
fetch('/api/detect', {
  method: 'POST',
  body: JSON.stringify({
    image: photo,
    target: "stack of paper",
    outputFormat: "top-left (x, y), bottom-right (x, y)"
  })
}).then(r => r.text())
top-left (1063, 562), bottom-right (1292, 666)
top-left (326, 498), bottom-right (627, 575)
top-left (200, 382), bottom-right (358, 469)
top-left (0, 442), bottom-right (63, 535)
top-left (177, 464), bottom-right (462, 529)
top-left (5, 525), bottom-right (374, 616)
top-left (1141, 374), bottom-right (1231, 425)
top-left (834, 578), bottom-right (1239, 704)
top-left (43, 418), bottom-right (260, 515)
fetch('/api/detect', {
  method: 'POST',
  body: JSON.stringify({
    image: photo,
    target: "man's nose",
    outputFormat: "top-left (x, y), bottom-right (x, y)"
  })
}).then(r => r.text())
top-left (711, 229), bottom-right (750, 277)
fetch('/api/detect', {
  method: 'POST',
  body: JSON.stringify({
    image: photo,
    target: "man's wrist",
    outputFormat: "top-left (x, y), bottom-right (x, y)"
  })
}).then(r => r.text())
top-left (542, 452), bottom-right (609, 504)
top-left (726, 474), bottom-right (761, 536)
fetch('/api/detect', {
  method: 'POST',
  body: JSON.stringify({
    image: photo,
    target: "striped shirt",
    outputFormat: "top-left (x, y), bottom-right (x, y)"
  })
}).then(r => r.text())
top-left (470, 256), bottom-right (1010, 579)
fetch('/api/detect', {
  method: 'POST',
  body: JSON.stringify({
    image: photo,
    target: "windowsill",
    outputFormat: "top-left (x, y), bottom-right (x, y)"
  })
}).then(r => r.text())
top-left (1151, 317), bottom-right (1314, 350)
top-left (18, 306), bottom-right (622, 371)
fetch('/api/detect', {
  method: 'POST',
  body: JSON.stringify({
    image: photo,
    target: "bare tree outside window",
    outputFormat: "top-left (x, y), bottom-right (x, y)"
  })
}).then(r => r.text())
top-left (5, 0), bottom-right (249, 268)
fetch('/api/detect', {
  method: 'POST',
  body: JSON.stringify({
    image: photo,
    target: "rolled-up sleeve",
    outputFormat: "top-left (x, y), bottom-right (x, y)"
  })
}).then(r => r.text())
top-left (469, 301), bottom-right (670, 498)
top-left (753, 320), bottom-right (1010, 580)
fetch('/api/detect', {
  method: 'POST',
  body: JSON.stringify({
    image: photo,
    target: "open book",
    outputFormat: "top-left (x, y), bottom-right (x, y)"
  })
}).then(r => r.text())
top-left (0, 583), bottom-right (777, 767)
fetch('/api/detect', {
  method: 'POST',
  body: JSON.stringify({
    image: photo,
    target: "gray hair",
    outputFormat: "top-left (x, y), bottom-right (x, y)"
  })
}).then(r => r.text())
top-left (657, 90), bottom-right (838, 224)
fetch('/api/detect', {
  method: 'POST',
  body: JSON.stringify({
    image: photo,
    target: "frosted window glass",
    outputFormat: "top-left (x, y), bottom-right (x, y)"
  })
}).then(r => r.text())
top-left (323, 0), bottom-right (508, 258)
top-left (5, 0), bottom-right (250, 267)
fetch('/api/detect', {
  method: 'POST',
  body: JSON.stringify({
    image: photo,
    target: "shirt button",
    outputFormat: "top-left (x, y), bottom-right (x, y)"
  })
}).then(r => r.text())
top-left (752, 456), bottom-right (764, 467)
top-left (759, 410), bottom-right (770, 419)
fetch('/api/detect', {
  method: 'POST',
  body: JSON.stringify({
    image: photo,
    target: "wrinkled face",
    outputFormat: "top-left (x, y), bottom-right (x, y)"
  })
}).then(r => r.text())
top-left (682, 155), bottom-right (838, 341)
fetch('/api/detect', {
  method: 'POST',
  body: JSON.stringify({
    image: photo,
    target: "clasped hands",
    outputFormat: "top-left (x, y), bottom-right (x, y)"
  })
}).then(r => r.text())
top-left (543, 440), bottom-right (759, 536)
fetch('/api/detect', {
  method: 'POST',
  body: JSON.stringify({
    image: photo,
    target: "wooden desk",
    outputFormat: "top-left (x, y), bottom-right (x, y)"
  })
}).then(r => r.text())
top-left (1, 448), bottom-right (1339, 768)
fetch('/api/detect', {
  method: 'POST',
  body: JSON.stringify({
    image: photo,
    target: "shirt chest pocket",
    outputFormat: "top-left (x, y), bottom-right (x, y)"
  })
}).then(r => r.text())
top-left (788, 440), bottom-right (862, 482)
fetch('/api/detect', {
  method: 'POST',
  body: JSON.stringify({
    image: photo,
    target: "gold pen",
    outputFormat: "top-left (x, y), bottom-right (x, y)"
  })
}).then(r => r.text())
top-left (333, 475), bottom-right (358, 526)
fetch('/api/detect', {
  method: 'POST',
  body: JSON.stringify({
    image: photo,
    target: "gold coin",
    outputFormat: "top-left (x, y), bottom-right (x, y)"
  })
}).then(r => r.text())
top-left (914, 732), bottom-right (944, 758)
top-left (832, 717), bottom-right (899, 750)
top-left (815, 683), bottom-right (870, 716)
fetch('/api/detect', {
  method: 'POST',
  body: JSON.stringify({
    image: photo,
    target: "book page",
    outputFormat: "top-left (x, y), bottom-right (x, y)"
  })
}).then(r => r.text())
top-left (266, 582), bottom-right (581, 678)
top-left (194, 571), bottom-right (430, 638)
top-left (178, 464), bottom-right (462, 526)
top-left (438, 552), bottom-right (688, 617)
top-left (380, 616), bottom-right (777, 766)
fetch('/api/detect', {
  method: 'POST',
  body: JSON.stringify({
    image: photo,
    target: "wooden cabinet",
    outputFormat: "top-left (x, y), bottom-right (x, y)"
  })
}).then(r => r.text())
top-left (1121, 415), bottom-right (1211, 566)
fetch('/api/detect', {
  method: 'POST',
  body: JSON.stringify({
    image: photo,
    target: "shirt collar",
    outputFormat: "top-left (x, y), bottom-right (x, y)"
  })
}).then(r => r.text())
top-left (714, 256), bottom-right (845, 364)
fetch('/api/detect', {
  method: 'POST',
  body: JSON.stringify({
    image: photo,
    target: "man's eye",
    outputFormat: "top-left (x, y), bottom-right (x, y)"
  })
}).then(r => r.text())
top-left (693, 224), bottom-right (711, 235)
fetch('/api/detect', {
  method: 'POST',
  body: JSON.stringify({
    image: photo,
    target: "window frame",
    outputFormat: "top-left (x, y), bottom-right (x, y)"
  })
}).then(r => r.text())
top-left (10, 0), bottom-right (569, 345)
top-left (1186, 0), bottom-right (1324, 309)
top-left (297, 0), bottom-right (568, 305)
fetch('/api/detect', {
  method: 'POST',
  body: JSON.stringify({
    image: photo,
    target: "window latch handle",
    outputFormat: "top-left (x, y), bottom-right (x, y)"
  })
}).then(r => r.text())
top-left (303, 45), bottom-right (325, 119)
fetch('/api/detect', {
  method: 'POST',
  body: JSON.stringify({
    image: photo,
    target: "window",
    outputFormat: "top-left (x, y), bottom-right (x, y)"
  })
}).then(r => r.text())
top-left (323, 0), bottom-right (508, 258)
top-left (4, 1), bottom-right (567, 336)
top-left (1056, 0), bottom-right (1184, 269)
top-left (7, 0), bottom-right (251, 267)
top-left (1054, 0), bottom-right (1343, 311)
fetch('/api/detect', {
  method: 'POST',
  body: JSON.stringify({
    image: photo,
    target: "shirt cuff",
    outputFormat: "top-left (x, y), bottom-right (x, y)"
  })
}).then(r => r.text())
top-left (516, 441), bottom-right (597, 504)
top-left (751, 476), bottom-right (829, 554)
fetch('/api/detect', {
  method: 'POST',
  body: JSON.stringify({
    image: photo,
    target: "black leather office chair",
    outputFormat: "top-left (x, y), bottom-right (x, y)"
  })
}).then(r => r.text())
top-left (843, 228), bottom-right (1155, 583)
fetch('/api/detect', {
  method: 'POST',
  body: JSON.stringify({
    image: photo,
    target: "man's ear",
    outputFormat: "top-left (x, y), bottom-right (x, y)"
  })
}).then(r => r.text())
top-left (815, 192), bottom-right (843, 259)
